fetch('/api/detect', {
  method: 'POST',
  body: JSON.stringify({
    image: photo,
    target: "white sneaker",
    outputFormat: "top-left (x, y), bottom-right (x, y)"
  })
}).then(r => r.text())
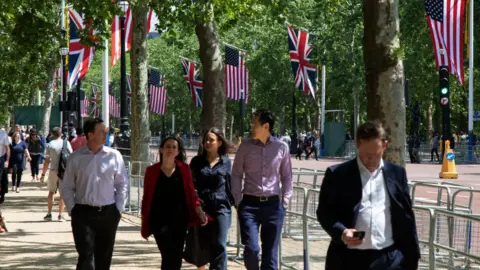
top-left (58, 215), bottom-right (66, 222)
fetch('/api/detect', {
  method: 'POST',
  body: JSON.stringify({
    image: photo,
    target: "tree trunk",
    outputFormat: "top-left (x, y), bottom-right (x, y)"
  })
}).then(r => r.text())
top-left (130, 5), bottom-right (151, 167)
top-left (279, 105), bottom-right (285, 135)
top-left (40, 51), bottom-right (57, 136)
top-left (427, 97), bottom-right (434, 140)
top-left (195, 7), bottom-right (226, 136)
top-left (363, 0), bottom-right (406, 166)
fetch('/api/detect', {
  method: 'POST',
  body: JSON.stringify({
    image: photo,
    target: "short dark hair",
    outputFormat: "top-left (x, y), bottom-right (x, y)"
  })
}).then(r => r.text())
top-left (52, 127), bottom-right (61, 138)
top-left (202, 127), bottom-right (233, 157)
top-left (253, 109), bottom-right (275, 133)
top-left (356, 120), bottom-right (386, 144)
top-left (159, 136), bottom-right (186, 163)
top-left (84, 118), bottom-right (104, 140)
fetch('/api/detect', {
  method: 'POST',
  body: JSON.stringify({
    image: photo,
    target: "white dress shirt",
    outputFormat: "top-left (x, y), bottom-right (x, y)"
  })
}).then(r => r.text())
top-left (0, 130), bottom-right (10, 156)
top-left (60, 146), bottom-right (129, 214)
top-left (351, 158), bottom-right (393, 250)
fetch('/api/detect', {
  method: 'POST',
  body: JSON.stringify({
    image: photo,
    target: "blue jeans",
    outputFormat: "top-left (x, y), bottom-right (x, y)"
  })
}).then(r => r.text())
top-left (238, 196), bottom-right (285, 270)
top-left (209, 210), bottom-right (231, 270)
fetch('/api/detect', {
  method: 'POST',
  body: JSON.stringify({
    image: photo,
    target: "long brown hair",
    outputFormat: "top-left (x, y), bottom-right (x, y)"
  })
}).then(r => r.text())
top-left (202, 127), bottom-right (233, 157)
top-left (159, 136), bottom-right (186, 164)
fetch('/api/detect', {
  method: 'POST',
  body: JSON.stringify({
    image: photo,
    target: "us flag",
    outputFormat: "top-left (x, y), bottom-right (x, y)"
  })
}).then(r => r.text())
top-left (80, 96), bottom-right (89, 117)
top-left (148, 68), bottom-right (167, 115)
top-left (425, 0), bottom-right (466, 85)
top-left (225, 45), bottom-right (249, 102)
top-left (109, 95), bottom-right (120, 118)
top-left (90, 85), bottom-right (100, 117)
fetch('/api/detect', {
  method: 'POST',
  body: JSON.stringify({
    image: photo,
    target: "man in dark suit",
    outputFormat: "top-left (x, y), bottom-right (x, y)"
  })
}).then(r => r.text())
top-left (317, 121), bottom-right (420, 270)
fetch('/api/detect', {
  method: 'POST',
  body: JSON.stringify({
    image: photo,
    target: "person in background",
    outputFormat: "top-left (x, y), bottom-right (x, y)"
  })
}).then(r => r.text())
top-left (26, 129), bottom-right (46, 181)
top-left (70, 128), bottom-right (87, 151)
top-left (61, 118), bottom-right (128, 270)
top-left (280, 132), bottom-right (291, 151)
top-left (0, 126), bottom-right (10, 205)
top-left (232, 109), bottom-right (293, 270)
top-left (430, 132), bottom-right (440, 163)
top-left (187, 128), bottom-right (233, 270)
top-left (141, 136), bottom-right (208, 270)
top-left (40, 127), bottom-right (73, 222)
top-left (106, 127), bottom-right (115, 147)
top-left (9, 132), bottom-right (31, 193)
top-left (14, 125), bottom-right (24, 141)
top-left (317, 121), bottom-right (420, 269)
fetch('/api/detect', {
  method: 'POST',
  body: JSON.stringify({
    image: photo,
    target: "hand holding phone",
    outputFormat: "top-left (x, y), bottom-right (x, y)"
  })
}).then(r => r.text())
top-left (353, 231), bottom-right (365, 240)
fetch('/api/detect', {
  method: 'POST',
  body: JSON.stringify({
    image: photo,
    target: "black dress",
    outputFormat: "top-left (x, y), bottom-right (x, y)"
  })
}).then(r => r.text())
top-left (149, 167), bottom-right (188, 270)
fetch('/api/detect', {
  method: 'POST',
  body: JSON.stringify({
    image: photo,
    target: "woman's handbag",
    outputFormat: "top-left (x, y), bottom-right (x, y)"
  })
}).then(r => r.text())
top-left (183, 225), bottom-right (212, 267)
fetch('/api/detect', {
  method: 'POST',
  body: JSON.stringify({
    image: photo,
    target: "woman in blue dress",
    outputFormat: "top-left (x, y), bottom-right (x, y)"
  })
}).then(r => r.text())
top-left (186, 127), bottom-right (234, 270)
top-left (9, 132), bottom-right (31, 193)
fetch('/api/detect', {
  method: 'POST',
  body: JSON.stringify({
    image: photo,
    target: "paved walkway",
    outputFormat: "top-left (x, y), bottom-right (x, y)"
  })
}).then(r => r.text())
top-left (0, 174), bottom-right (244, 269)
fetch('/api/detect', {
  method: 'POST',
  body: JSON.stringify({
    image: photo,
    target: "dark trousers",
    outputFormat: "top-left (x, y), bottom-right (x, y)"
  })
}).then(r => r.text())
top-left (11, 165), bottom-right (23, 188)
top-left (209, 210), bottom-right (231, 270)
top-left (341, 245), bottom-right (404, 270)
top-left (0, 156), bottom-right (6, 202)
top-left (71, 204), bottom-right (121, 270)
top-left (238, 195), bottom-right (285, 270)
top-left (307, 147), bottom-right (318, 160)
top-left (30, 155), bottom-right (41, 177)
top-left (431, 147), bottom-right (440, 161)
top-left (153, 223), bottom-right (188, 270)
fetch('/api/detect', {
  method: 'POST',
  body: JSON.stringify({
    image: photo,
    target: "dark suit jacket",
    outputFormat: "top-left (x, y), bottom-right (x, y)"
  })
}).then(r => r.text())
top-left (316, 159), bottom-right (420, 270)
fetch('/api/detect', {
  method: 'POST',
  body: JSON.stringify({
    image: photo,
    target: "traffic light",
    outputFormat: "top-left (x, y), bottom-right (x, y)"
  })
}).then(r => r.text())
top-left (439, 66), bottom-right (449, 106)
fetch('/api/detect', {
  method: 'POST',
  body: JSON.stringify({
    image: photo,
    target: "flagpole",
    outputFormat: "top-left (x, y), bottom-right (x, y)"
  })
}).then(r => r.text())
top-left (102, 21), bottom-right (110, 126)
top-left (223, 42), bottom-right (247, 53)
top-left (468, 0), bottom-right (474, 162)
top-left (320, 63), bottom-right (326, 157)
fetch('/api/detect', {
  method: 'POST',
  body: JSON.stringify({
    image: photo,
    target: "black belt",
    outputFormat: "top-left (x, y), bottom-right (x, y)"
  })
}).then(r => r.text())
top-left (76, 203), bottom-right (116, 212)
top-left (242, 194), bottom-right (279, 203)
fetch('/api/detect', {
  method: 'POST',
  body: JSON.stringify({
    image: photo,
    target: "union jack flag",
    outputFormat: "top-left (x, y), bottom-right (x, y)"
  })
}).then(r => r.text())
top-left (90, 85), bottom-right (100, 117)
top-left (181, 58), bottom-right (203, 108)
top-left (111, 9), bottom-right (154, 67)
top-left (287, 24), bottom-right (316, 97)
top-left (68, 9), bottom-right (95, 88)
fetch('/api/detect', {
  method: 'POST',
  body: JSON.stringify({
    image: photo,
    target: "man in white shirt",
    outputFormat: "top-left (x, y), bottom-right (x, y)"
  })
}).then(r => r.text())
top-left (60, 118), bottom-right (128, 270)
top-left (40, 127), bottom-right (73, 221)
top-left (317, 121), bottom-right (420, 270)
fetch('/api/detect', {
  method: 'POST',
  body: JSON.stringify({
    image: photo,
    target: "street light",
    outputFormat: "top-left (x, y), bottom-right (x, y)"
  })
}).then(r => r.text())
top-left (59, 37), bottom-right (69, 137)
top-left (114, 0), bottom-right (131, 154)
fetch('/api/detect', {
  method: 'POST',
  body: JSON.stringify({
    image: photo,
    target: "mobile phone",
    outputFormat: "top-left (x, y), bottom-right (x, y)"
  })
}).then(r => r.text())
top-left (353, 231), bottom-right (365, 240)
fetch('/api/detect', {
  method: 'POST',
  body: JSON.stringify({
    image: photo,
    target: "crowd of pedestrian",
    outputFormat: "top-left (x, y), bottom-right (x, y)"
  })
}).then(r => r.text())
top-left (0, 113), bottom-right (421, 270)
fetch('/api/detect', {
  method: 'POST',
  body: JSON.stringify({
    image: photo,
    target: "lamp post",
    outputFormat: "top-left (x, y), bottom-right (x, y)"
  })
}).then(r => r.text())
top-left (114, 0), bottom-right (131, 154)
top-left (59, 39), bottom-right (69, 137)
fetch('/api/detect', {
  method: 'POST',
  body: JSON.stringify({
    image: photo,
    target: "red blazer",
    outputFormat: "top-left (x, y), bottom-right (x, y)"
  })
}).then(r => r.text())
top-left (141, 160), bottom-right (203, 239)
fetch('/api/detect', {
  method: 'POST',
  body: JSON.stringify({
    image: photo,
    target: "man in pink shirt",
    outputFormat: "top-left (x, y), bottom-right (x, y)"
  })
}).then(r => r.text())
top-left (70, 128), bottom-right (87, 152)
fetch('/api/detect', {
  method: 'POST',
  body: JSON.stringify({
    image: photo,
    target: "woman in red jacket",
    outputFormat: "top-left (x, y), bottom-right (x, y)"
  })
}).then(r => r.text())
top-left (141, 136), bottom-right (208, 270)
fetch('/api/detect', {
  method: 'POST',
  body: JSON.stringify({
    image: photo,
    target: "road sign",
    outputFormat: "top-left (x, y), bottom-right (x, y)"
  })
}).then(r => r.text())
top-left (446, 152), bottom-right (455, 161)
top-left (474, 111), bottom-right (480, 121)
top-left (441, 97), bottom-right (449, 105)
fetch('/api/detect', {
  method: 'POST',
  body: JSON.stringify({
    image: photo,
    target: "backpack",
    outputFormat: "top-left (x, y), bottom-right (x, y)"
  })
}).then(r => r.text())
top-left (57, 139), bottom-right (70, 180)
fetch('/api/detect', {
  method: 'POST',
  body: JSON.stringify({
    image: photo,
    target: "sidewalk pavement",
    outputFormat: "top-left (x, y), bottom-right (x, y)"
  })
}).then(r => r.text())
top-left (0, 173), bottom-right (244, 270)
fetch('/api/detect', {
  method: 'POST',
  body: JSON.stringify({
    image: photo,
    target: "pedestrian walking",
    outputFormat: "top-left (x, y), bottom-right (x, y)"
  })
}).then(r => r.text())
top-left (141, 136), bottom-right (209, 270)
top-left (26, 129), bottom-right (46, 181)
top-left (430, 133), bottom-right (440, 162)
top-left (40, 127), bottom-right (72, 222)
top-left (317, 121), bottom-right (420, 270)
top-left (231, 109), bottom-right (293, 270)
top-left (70, 128), bottom-right (87, 152)
top-left (9, 132), bottom-right (31, 193)
top-left (0, 127), bottom-right (9, 203)
top-left (185, 128), bottom-right (234, 270)
top-left (60, 118), bottom-right (128, 270)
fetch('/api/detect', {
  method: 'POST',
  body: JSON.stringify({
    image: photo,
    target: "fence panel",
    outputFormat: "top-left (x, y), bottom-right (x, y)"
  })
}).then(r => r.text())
top-left (413, 206), bottom-right (435, 270)
top-left (305, 189), bottom-right (329, 270)
top-left (411, 183), bottom-right (452, 209)
top-left (452, 189), bottom-right (480, 214)
top-left (293, 172), bottom-right (324, 189)
top-left (280, 187), bottom-right (307, 269)
top-left (433, 209), bottom-right (480, 269)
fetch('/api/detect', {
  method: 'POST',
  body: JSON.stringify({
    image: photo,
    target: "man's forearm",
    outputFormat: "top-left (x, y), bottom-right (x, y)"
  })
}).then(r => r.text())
top-left (42, 160), bottom-right (50, 175)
